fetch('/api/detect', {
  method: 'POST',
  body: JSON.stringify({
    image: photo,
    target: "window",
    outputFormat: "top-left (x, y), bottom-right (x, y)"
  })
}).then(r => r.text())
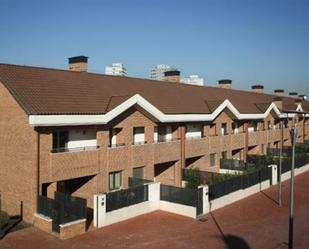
top-left (210, 124), bottom-right (216, 136)
top-left (133, 127), bottom-right (145, 145)
top-left (155, 125), bottom-right (173, 143)
top-left (221, 151), bottom-right (227, 159)
top-left (52, 131), bottom-right (68, 151)
top-left (221, 123), bottom-right (228, 136)
top-left (248, 121), bottom-right (257, 133)
top-left (210, 153), bottom-right (216, 167)
top-left (267, 121), bottom-right (272, 130)
top-left (284, 119), bottom-right (288, 128)
top-left (186, 123), bottom-right (202, 139)
top-left (109, 128), bottom-right (122, 147)
top-left (109, 171), bottom-right (122, 190)
top-left (232, 122), bottom-right (238, 134)
top-left (261, 144), bottom-right (265, 154)
top-left (133, 166), bottom-right (144, 179)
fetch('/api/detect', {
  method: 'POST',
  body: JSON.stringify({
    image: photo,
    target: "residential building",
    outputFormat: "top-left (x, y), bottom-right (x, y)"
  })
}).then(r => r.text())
top-left (0, 56), bottom-right (308, 227)
top-left (150, 64), bottom-right (175, 81)
top-left (181, 75), bottom-right (204, 86)
top-left (105, 63), bottom-right (127, 76)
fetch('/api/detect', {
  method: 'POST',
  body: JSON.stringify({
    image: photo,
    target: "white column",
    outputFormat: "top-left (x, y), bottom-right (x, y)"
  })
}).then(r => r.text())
top-left (93, 193), bottom-right (106, 228)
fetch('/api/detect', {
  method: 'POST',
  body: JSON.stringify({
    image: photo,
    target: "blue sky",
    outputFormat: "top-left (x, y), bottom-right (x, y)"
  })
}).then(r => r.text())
top-left (1, 0), bottom-right (308, 96)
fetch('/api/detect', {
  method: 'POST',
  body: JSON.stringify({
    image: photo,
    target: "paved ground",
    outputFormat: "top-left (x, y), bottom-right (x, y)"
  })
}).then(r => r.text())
top-left (1, 171), bottom-right (309, 249)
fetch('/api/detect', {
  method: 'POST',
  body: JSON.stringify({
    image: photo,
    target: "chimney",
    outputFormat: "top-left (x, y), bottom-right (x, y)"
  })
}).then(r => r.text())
top-left (164, 70), bottom-right (180, 83)
top-left (298, 94), bottom-right (307, 100)
top-left (289, 92), bottom-right (298, 98)
top-left (252, 85), bottom-right (264, 93)
top-left (274, 89), bottom-right (284, 96)
top-left (68, 56), bottom-right (88, 72)
top-left (273, 96), bottom-right (283, 111)
top-left (218, 79), bottom-right (232, 89)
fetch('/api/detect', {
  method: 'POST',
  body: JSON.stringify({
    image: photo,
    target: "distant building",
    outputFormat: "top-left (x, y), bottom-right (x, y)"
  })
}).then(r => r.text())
top-left (181, 75), bottom-right (204, 86)
top-left (150, 64), bottom-right (175, 81)
top-left (105, 63), bottom-right (127, 76)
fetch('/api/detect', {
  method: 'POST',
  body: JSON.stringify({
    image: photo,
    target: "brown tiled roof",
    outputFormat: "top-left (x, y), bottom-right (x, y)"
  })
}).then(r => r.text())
top-left (0, 63), bottom-right (306, 115)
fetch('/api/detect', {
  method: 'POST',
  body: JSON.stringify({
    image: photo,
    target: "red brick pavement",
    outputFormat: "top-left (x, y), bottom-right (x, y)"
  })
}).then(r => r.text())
top-left (1, 171), bottom-right (309, 249)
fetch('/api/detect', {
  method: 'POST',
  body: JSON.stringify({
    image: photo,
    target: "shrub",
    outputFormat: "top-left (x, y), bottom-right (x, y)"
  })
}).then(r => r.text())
top-left (185, 168), bottom-right (202, 189)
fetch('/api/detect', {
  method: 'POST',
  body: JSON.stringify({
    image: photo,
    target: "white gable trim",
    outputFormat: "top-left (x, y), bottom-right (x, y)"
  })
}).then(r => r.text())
top-left (29, 94), bottom-right (287, 127)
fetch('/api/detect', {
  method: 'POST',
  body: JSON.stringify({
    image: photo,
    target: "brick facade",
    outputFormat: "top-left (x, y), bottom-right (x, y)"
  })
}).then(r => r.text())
top-left (0, 80), bottom-right (308, 226)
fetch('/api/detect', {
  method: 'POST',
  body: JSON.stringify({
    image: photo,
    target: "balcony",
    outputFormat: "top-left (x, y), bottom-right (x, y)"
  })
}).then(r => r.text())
top-left (107, 145), bottom-right (131, 170)
top-left (153, 139), bottom-right (180, 164)
top-left (185, 136), bottom-right (208, 158)
top-left (231, 133), bottom-right (245, 149)
top-left (248, 131), bottom-right (260, 146)
top-left (50, 148), bottom-right (100, 182)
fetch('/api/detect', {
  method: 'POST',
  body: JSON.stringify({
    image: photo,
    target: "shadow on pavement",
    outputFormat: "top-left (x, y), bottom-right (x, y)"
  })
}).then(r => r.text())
top-left (210, 212), bottom-right (251, 249)
top-left (260, 190), bottom-right (279, 205)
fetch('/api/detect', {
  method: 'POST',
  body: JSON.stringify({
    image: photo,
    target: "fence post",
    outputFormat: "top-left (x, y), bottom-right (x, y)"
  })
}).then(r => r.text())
top-left (93, 193), bottom-right (106, 228)
top-left (198, 185), bottom-right (209, 214)
top-left (148, 182), bottom-right (160, 202)
top-left (268, 164), bottom-right (278, 185)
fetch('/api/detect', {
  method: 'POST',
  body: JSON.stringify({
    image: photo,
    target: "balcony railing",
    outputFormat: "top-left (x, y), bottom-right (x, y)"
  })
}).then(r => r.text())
top-left (51, 145), bottom-right (100, 153)
top-left (132, 141), bottom-right (148, 146)
top-left (185, 135), bottom-right (205, 140)
top-left (154, 138), bottom-right (180, 144)
top-left (108, 143), bottom-right (126, 148)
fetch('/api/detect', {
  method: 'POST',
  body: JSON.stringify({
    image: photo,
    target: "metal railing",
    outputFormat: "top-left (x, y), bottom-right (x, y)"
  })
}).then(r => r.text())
top-left (132, 141), bottom-right (147, 146)
top-left (220, 158), bottom-right (255, 170)
top-left (160, 184), bottom-right (198, 207)
top-left (37, 192), bottom-right (87, 233)
top-left (128, 177), bottom-right (153, 188)
top-left (208, 167), bottom-right (271, 201)
top-left (108, 143), bottom-right (126, 148)
top-left (154, 138), bottom-right (180, 144)
top-left (106, 184), bottom-right (148, 212)
top-left (51, 145), bottom-right (99, 153)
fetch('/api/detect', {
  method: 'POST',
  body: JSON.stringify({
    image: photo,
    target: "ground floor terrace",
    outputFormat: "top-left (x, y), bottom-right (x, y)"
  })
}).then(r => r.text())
top-left (1, 170), bottom-right (309, 249)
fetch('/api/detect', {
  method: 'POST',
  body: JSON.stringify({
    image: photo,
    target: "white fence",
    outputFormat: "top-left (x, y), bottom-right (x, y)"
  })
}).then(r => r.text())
top-left (94, 182), bottom-right (206, 228)
top-left (94, 163), bottom-right (309, 229)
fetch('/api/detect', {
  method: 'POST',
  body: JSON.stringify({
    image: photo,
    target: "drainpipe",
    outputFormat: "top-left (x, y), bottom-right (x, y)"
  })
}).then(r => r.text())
top-left (244, 122), bottom-right (249, 162)
top-left (303, 115), bottom-right (306, 143)
top-left (36, 131), bottom-right (40, 199)
top-left (179, 125), bottom-right (186, 186)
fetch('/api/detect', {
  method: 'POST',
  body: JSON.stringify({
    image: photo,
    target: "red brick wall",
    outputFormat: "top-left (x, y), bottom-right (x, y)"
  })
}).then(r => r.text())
top-left (0, 83), bottom-right (38, 222)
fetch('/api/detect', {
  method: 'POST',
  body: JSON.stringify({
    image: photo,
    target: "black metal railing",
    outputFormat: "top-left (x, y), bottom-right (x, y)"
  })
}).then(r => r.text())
top-left (51, 145), bottom-right (99, 153)
top-left (220, 158), bottom-right (255, 171)
top-left (132, 141), bottom-right (147, 146)
top-left (108, 143), bottom-right (126, 148)
top-left (160, 184), bottom-right (197, 207)
top-left (208, 167), bottom-right (271, 201)
top-left (128, 177), bottom-right (153, 188)
top-left (106, 184), bottom-right (148, 212)
top-left (154, 138), bottom-right (180, 144)
top-left (37, 192), bottom-right (87, 233)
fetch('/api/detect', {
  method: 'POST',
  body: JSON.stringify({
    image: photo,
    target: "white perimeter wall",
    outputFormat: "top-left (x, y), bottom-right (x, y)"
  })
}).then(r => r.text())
top-left (93, 163), bottom-right (309, 229)
top-left (94, 182), bottom-right (198, 228)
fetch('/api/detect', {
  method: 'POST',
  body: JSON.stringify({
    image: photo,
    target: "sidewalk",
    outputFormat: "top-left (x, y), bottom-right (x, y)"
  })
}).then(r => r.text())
top-left (1, 171), bottom-right (309, 249)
